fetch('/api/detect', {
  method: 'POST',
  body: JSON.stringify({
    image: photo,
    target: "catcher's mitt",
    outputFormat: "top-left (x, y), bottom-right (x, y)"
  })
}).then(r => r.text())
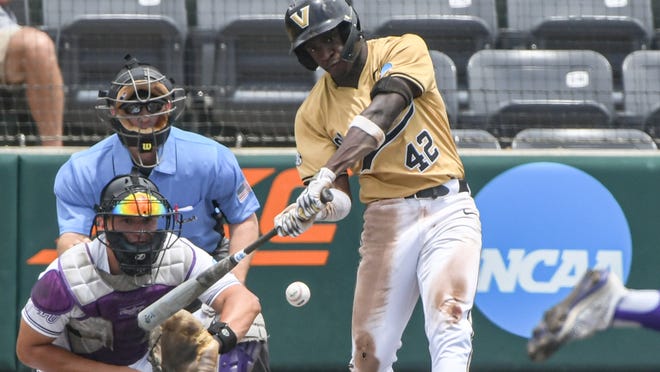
top-left (148, 309), bottom-right (219, 372)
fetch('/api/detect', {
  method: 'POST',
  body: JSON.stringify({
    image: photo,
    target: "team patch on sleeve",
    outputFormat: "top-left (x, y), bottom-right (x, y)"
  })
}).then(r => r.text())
top-left (236, 180), bottom-right (252, 203)
top-left (379, 62), bottom-right (393, 79)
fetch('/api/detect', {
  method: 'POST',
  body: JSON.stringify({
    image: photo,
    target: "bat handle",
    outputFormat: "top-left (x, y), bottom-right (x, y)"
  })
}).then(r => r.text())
top-left (290, 187), bottom-right (334, 224)
top-left (320, 188), bottom-right (334, 204)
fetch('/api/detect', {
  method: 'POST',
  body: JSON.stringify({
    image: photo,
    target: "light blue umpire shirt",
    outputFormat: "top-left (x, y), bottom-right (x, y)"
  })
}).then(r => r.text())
top-left (55, 127), bottom-right (260, 253)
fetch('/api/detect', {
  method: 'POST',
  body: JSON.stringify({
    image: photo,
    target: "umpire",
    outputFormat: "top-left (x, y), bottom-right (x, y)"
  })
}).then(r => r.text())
top-left (53, 55), bottom-right (270, 371)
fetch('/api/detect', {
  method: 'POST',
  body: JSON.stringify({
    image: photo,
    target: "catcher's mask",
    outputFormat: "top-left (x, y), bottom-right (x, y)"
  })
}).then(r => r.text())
top-left (94, 173), bottom-right (182, 276)
top-left (96, 54), bottom-right (186, 167)
top-left (284, 0), bottom-right (363, 71)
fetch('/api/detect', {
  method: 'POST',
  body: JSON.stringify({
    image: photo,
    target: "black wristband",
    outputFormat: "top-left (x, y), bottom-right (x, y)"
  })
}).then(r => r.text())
top-left (208, 319), bottom-right (238, 354)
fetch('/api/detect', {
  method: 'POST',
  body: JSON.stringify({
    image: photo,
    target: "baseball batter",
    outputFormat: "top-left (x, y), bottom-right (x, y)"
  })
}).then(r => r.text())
top-left (275, 1), bottom-right (483, 371)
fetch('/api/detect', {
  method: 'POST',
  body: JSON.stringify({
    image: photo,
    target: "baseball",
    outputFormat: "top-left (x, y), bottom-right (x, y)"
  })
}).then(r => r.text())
top-left (286, 281), bottom-right (311, 307)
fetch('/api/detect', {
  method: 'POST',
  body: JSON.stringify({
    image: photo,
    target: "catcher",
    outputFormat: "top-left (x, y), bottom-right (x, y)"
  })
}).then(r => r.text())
top-left (16, 173), bottom-right (261, 371)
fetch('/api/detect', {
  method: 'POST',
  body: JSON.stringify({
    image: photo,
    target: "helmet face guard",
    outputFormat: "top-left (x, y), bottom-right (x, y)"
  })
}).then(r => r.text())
top-left (96, 55), bottom-right (186, 166)
top-left (104, 228), bottom-right (167, 277)
top-left (95, 174), bottom-right (182, 277)
top-left (285, 0), bottom-right (363, 71)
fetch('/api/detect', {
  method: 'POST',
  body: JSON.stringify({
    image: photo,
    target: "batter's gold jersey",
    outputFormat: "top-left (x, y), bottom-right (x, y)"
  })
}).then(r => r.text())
top-left (295, 33), bottom-right (465, 204)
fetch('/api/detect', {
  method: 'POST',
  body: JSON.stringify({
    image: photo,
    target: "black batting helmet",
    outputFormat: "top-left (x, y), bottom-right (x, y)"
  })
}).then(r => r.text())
top-left (284, 0), bottom-right (362, 71)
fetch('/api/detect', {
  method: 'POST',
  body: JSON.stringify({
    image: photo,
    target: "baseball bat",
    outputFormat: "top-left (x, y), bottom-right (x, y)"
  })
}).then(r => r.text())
top-left (137, 188), bottom-right (334, 331)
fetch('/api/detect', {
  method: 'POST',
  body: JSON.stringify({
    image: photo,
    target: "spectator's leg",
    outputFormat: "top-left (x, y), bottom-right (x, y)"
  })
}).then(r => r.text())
top-left (5, 27), bottom-right (63, 146)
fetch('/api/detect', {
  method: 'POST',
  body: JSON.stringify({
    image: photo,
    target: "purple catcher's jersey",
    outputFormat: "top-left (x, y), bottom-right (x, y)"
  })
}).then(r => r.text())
top-left (22, 235), bottom-right (237, 366)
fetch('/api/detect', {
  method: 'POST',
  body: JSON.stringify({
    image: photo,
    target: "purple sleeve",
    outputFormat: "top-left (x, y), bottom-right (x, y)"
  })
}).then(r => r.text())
top-left (31, 270), bottom-right (75, 315)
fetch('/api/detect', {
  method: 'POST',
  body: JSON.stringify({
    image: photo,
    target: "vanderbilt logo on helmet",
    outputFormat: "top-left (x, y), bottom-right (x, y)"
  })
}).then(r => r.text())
top-left (290, 5), bottom-right (310, 29)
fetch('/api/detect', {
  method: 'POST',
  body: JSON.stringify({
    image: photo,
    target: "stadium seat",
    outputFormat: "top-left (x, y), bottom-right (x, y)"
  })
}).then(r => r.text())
top-left (7, 0), bottom-right (27, 25)
top-left (194, 0), bottom-right (285, 32)
top-left (213, 17), bottom-right (314, 145)
top-left (429, 50), bottom-right (458, 125)
top-left (621, 50), bottom-right (660, 137)
top-left (189, 0), bottom-right (289, 88)
top-left (192, 0), bottom-right (314, 146)
top-left (467, 49), bottom-right (615, 139)
top-left (506, 0), bottom-right (653, 89)
top-left (368, 0), bottom-right (498, 89)
top-left (452, 129), bottom-right (501, 149)
top-left (511, 128), bottom-right (657, 150)
top-left (43, 0), bottom-right (187, 31)
top-left (42, 0), bottom-right (187, 145)
top-left (0, 85), bottom-right (36, 146)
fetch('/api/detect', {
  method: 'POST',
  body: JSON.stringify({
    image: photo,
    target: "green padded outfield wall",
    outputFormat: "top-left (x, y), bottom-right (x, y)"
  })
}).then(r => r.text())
top-left (0, 155), bottom-right (17, 372)
top-left (16, 155), bottom-right (63, 332)
top-left (4, 150), bottom-right (660, 371)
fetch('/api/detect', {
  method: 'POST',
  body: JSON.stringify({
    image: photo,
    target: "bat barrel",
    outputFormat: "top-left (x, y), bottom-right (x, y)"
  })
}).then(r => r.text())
top-left (138, 278), bottom-right (206, 331)
top-left (137, 229), bottom-right (278, 331)
top-left (196, 258), bottom-right (237, 287)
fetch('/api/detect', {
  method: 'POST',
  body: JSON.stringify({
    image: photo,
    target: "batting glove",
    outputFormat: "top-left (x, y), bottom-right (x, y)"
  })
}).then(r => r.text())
top-left (275, 203), bottom-right (315, 237)
top-left (296, 167), bottom-right (336, 220)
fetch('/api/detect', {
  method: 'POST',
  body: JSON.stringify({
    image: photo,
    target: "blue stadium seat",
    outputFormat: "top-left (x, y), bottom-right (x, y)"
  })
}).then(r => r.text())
top-left (467, 49), bottom-right (615, 138)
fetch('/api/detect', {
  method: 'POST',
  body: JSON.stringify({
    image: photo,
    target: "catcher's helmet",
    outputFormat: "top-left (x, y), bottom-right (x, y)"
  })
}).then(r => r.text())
top-left (95, 173), bottom-right (181, 276)
top-left (284, 0), bottom-right (362, 71)
top-left (96, 55), bottom-right (186, 161)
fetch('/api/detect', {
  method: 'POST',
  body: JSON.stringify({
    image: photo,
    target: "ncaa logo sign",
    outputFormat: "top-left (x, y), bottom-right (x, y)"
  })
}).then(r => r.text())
top-left (474, 162), bottom-right (632, 338)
